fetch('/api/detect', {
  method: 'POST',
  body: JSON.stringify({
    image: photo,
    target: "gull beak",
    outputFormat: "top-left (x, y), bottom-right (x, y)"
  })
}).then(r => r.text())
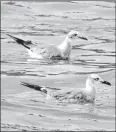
top-left (101, 80), bottom-right (111, 86)
top-left (78, 36), bottom-right (88, 41)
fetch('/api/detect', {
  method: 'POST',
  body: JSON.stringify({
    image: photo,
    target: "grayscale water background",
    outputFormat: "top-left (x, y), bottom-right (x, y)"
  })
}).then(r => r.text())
top-left (1, 1), bottom-right (115, 131)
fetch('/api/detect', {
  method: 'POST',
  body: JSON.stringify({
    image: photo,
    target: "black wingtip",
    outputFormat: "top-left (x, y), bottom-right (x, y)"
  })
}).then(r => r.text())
top-left (7, 34), bottom-right (16, 38)
top-left (7, 34), bottom-right (10, 36)
top-left (7, 34), bottom-right (30, 49)
top-left (20, 81), bottom-right (30, 87)
top-left (7, 34), bottom-right (24, 43)
top-left (7, 34), bottom-right (15, 39)
top-left (20, 81), bottom-right (43, 92)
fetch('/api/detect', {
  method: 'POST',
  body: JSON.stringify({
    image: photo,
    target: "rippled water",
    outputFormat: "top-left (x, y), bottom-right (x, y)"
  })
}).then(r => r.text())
top-left (1, 1), bottom-right (115, 131)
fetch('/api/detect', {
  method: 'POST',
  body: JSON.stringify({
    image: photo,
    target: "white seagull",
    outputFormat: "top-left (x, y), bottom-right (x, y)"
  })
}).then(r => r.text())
top-left (7, 30), bottom-right (87, 60)
top-left (21, 74), bottom-right (111, 103)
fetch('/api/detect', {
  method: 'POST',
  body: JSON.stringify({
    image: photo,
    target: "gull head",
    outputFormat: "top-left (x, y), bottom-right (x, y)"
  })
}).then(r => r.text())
top-left (67, 30), bottom-right (88, 40)
top-left (89, 74), bottom-right (111, 86)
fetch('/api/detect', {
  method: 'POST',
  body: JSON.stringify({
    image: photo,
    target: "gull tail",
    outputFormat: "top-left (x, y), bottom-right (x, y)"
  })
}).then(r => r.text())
top-left (7, 34), bottom-right (32, 50)
top-left (21, 81), bottom-right (47, 94)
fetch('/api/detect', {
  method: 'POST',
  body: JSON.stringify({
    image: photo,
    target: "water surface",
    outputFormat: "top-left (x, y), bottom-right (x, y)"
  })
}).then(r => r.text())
top-left (1, 1), bottom-right (115, 131)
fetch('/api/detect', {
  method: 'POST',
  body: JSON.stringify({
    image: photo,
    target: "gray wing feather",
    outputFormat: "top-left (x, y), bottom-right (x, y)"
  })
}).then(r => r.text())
top-left (54, 90), bottom-right (93, 103)
top-left (32, 45), bottom-right (62, 59)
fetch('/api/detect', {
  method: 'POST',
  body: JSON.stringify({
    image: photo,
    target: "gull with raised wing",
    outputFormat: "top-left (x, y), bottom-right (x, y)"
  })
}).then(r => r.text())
top-left (21, 74), bottom-right (111, 104)
top-left (7, 30), bottom-right (87, 60)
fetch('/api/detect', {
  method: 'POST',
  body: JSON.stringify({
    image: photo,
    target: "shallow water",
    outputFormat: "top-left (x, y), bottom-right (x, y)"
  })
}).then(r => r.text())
top-left (1, 1), bottom-right (115, 131)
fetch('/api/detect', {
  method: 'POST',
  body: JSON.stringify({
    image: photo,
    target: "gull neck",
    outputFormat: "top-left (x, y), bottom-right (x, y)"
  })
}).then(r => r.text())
top-left (86, 78), bottom-right (96, 97)
top-left (58, 36), bottom-right (71, 53)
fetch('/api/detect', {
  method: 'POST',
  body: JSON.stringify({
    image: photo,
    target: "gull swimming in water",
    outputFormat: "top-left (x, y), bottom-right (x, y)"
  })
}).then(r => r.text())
top-left (7, 30), bottom-right (87, 60)
top-left (21, 74), bottom-right (111, 103)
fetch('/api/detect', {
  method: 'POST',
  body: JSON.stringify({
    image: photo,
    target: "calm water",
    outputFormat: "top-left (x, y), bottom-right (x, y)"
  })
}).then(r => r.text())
top-left (1, 1), bottom-right (115, 131)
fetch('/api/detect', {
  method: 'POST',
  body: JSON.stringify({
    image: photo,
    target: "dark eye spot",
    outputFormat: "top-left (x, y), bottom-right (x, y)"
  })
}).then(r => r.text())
top-left (95, 78), bottom-right (99, 81)
top-left (73, 34), bottom-right (77, 36)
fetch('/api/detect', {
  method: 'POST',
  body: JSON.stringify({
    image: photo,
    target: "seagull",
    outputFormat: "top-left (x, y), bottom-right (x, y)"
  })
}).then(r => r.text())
top-left (21, 74), bottom-right (111, 103)
top-left (7, 30), bottom-right (88, 60)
